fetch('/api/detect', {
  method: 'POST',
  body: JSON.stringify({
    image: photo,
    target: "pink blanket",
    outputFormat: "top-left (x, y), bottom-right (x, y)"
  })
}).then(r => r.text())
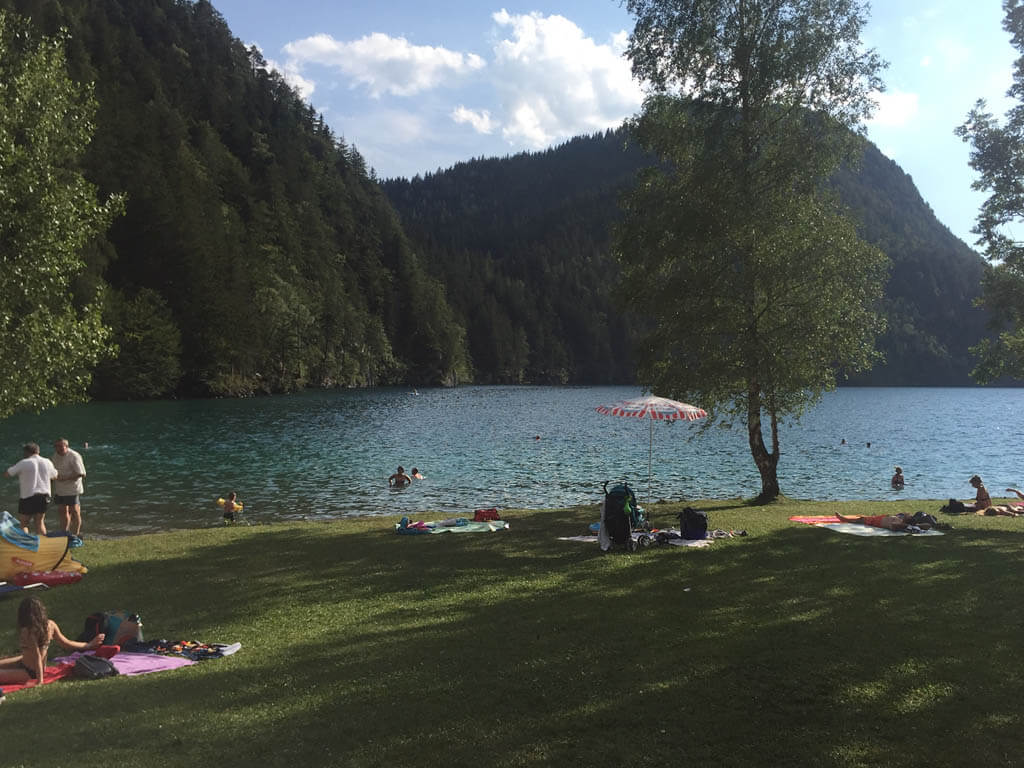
top-left (2, 650), bottom-right (194, 697)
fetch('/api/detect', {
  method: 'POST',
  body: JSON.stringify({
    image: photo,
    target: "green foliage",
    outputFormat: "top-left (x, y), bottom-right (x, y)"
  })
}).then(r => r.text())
top-left (92, 288), bottom-right (183, 399)
top-left (383, 130), bottom-right (647, 384)
top-left (1, 0), bottom-right (470, 395)
top-left (956, 0), bottom-right (1024, 383)
top-left (617, 0), bottom-right (888, 501)
top-left (0, 9), bottom-right (121, 419)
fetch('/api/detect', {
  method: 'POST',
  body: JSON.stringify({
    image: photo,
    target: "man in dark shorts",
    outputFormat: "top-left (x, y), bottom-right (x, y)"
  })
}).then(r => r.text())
top-left (52, 438), bottom-right (86, 536)
top-left (4, 443), bottom-right (58, 534)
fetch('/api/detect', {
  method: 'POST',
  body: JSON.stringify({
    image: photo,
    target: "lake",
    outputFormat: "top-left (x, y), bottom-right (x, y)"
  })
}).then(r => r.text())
top-left (1, 386), bottom-right (1022, 536)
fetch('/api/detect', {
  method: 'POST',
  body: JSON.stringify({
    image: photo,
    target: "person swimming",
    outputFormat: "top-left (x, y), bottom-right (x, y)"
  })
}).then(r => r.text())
top-left (388, 466), bottom-right (411, 487)
top-left (411, 468), bottom-right (424, 480)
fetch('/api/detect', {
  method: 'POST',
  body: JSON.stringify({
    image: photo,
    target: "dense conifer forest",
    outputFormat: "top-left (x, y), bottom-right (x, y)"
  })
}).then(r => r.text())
top-left (2, 0), bottom-right (992, 396)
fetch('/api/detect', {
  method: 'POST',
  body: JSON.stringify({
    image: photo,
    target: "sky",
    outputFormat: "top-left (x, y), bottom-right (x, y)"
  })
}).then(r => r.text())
top-left (208, 0), bottom-right (1020, 249)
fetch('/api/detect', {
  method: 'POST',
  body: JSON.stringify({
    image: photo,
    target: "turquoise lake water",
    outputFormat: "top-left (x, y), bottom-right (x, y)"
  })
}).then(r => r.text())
top-left (1, 386), bottom-right (1022, 536)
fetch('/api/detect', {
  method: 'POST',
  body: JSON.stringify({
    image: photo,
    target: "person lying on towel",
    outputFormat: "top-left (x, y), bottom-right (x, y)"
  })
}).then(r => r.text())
top-left (835, 512), bottom-right (913, 531)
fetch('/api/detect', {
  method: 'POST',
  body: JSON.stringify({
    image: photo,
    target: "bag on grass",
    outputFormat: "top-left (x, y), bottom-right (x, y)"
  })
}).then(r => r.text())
top-left (73, 654), bottom-right (118, 680)
top-left (679, 507), bottom-right (708, 540)
top-left (944, 499), bottom-right (966, 515)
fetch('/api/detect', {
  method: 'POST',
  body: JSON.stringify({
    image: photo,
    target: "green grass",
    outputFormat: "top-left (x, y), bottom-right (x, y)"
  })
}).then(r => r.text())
top-left (3, 498), bottom-right (1024, 767)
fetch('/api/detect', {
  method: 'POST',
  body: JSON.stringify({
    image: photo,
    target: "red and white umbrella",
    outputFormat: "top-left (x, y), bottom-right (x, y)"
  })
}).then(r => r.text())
top-left (595, 394), bottom-right (707, 503)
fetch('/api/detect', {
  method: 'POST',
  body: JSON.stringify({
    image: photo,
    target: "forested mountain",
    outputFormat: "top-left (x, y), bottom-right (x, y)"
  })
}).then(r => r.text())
top-left (385, 129), bottom-right (990, 386)
top-left (2, 0), bottom-right (470, 397)
top-left (3, 0), bottom-right (990, 395)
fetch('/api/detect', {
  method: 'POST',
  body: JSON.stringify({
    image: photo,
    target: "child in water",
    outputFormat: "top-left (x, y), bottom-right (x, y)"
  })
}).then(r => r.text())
top-left (0, 596), bottom-right (105, 686)
top-left (220, 492), bottom-right (242, 523)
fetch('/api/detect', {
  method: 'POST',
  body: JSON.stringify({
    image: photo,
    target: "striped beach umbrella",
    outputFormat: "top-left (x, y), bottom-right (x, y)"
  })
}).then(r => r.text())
top-left (595, 395), bottom-right (707, 503)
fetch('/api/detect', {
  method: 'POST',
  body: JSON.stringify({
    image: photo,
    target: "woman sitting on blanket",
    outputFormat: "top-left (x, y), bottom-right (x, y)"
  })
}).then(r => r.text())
top-left (835, 512), bottom-right (913, 531)
top-left (0, 596), bottom-right (105, 686)
top-left (963, 475), bottom-right (1021, 516)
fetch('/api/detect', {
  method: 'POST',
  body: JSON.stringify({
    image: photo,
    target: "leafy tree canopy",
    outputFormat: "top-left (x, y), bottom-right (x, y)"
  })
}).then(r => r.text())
top-left (0, 9), bottom-right (121, 419)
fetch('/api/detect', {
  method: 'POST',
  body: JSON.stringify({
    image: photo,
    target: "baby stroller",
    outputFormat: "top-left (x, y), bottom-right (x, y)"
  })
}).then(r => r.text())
top-left (598, 481), bottom-right (649, 552)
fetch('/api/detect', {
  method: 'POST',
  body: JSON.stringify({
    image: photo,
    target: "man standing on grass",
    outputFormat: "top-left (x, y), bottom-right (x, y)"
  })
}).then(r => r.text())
top-left (52, 438), bottom-right (86, 538)
top-left (4, 443), bottom-right (57, 534)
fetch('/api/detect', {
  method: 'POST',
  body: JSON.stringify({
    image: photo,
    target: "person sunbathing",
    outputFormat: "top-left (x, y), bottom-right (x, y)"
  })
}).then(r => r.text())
top-left (1004, 488), bottom-right (1024, 512)
top-left (835, 512), bottom-right (912, 531)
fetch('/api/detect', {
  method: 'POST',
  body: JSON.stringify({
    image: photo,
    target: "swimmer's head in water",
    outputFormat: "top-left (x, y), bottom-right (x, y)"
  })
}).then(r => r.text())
top-left (397, 466), bottom-right (404, 473)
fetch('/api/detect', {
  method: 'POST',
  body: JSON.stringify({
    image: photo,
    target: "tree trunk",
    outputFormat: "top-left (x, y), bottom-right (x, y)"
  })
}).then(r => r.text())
top-left (747, 388), bottom-right (781, 502)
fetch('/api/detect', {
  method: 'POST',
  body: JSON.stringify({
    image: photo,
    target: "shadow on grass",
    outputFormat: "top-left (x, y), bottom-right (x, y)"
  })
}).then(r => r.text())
top-left (3, 509), bottom-right (1024, 767)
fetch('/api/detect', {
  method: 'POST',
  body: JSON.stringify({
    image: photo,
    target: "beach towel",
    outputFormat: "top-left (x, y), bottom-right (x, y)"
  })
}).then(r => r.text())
top-left (789, 516), bottom-right (944, 536)
top-left (125, 640), bottom-right (242, 661)
top-left (558, 530), bottom-right (712, 548)
top-left (54, 650), bottom-right (196, 675)
top-left (396, 517), bottom-right (509, 534)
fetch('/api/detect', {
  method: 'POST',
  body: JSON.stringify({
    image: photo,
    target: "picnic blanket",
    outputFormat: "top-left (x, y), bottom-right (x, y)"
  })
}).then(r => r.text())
top-left (396, 516), bottom-right (509, 534)
top-left (54, 650), bottom-right (196, 675)
top-left (789, 516), bottom-right (944, 536)
top-left (0, 649), bottom-right (194, 696)
top-left (559, 529), bottom-right (712, 548)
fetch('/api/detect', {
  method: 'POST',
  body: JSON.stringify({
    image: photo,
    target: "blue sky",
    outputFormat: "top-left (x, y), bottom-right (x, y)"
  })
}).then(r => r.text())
top-left (209, 0), bottom-right (1018, 248)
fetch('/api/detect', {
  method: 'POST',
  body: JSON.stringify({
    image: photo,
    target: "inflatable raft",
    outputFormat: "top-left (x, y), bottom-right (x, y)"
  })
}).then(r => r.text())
top-left (1, 511), bottom-right (88, 581)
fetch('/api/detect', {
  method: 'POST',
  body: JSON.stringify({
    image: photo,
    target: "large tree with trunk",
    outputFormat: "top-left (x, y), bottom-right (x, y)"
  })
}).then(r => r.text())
top-left (615, 0), bottom-right (889, 501)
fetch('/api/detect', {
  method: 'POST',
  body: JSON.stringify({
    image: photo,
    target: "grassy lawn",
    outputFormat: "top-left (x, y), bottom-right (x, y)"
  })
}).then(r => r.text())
top-left (2, 498), bottom-right (1023, 767)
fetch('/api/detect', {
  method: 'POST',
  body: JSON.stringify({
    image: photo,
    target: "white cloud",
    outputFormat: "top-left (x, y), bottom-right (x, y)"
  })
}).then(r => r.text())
top-left (452, 106), bottom-right (497, 134)
top-left (282, 32), bottom-right (485, 98)
top-left (868, 89), bottom-right (920, 128)
top-left (489, 10), bottom-right (643, 148)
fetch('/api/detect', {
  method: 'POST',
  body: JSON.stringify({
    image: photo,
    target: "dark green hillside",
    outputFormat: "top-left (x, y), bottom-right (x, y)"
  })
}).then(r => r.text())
top-left (384, 132), bottom-right (649, 384)
top-left (385, 129), bottom-right (989, 386)
top-left (3, 0), bottom-right (470, 396)
top-left (834, 144), bottom-right (988, 385)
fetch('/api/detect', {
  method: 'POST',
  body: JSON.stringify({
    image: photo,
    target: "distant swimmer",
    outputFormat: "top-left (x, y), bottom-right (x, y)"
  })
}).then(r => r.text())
top-left (389, 466), bottom-right (411, 488)
top-left (411, 467), bottom-right (424, 480)
top-left (891, 466), bottom-right (905, 490)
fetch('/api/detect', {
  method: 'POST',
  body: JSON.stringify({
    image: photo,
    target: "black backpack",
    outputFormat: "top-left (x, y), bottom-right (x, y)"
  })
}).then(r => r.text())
top-left (679, 507), bottom-right (708, 540)
top-left (602, 482), bottom-right (637, 550)
top-left (73, 654), bottom-right (118, 680)
top-left (944, 499), bottom-right (967, 515)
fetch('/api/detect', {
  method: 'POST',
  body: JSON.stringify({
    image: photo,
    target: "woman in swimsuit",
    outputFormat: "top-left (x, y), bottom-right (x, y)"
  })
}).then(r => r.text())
top-left (835, 512), bottom-right (911, 531)
top-left (0, 596), bottom-right (105, 686)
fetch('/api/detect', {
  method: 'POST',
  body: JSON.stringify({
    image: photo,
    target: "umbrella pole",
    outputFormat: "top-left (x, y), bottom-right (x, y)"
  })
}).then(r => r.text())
top-left (648, 419), bottom-right (653, 506)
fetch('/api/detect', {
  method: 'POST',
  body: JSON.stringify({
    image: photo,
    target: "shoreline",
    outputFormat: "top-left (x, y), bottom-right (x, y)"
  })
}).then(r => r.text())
top-left (58, 495), bottom-right (978, 540)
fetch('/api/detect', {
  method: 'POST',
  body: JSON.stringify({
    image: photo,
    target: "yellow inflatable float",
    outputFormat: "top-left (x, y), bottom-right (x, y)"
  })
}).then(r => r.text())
top-left (1, 511), bottom-right (87, 581)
